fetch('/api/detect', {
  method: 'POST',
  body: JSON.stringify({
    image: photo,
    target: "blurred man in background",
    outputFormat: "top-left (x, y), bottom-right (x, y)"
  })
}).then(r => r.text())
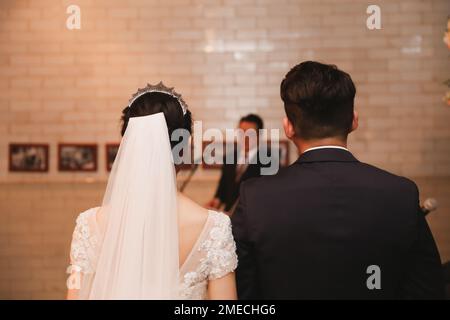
top-left (207, 114), bottom-right (265, 212)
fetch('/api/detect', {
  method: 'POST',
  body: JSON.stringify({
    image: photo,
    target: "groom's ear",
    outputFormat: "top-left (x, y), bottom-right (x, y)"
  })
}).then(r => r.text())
top-left (283, 117), bottom-right (296, 140)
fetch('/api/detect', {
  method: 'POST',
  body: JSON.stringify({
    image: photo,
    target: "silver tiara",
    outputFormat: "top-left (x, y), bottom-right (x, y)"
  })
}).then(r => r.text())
top-left (128, 82), bottom-right (188, 115)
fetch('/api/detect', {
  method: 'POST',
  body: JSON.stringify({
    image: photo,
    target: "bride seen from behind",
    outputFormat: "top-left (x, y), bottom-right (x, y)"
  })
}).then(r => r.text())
top-left (66, 83), bottom-right (238, 300)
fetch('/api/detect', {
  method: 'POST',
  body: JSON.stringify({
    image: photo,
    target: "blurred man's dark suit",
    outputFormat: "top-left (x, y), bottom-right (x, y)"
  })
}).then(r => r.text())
top-left (214, 148), bottom-right (266, 212)
top-left (232, 148), bottom-right (444, 299)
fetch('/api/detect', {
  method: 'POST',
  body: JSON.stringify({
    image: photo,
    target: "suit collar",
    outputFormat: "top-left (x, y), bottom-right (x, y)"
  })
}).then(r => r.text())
top-left (295, 148), bottom-right (359, 164)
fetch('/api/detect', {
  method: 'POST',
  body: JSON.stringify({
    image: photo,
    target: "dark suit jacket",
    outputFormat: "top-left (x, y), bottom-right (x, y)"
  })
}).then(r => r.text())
top-left (214, 149), bottom-right (266, 212)
top-left (232, 148), bottom-right (444, 299)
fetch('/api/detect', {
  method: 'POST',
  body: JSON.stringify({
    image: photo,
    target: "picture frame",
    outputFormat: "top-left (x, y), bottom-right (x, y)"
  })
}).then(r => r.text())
top-left (106, 143), bottom-right (120, 172)
top-left (58, 143), bottom-right (98, 172)
top-left (9, 143), bottom-right (49, 172)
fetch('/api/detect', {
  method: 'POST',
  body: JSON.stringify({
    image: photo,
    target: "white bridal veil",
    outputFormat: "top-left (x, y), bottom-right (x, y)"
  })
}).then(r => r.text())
top-left (89, 112), bottom-right (180, 299)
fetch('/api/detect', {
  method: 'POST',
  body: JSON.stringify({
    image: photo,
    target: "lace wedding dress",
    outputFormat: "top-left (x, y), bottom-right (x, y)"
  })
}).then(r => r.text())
top-left (67, 207), bottom-right (238, 300)
top-left (65, 89), bottom-right (237, 299)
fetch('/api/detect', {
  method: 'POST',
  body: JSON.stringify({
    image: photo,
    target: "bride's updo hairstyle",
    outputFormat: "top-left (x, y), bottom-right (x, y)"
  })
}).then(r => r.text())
top-left (120, 92), bottom-right (193, 149)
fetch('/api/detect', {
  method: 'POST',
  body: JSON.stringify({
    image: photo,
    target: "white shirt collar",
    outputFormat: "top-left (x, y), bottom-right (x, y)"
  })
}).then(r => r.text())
top-left (303, 145), bottom-right (349, 154)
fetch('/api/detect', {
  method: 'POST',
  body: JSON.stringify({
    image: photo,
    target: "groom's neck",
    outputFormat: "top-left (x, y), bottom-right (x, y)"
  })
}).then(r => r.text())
top-left (293, 136), bottom-right (348, 154)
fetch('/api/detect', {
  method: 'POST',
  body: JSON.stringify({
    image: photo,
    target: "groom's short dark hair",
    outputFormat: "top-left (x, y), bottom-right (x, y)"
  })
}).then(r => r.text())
top-left (280, 61), bottom-right (356, 140)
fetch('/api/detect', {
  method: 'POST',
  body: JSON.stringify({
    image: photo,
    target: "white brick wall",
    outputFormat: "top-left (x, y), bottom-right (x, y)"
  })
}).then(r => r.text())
top-left (0, 0), bottom-right (448, 182)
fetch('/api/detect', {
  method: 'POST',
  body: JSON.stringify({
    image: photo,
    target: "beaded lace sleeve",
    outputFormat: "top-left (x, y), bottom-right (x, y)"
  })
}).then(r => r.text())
top-left (66, 209), bottom-right (97, 290)
top-left (206, 212), bottom-right (238, 280)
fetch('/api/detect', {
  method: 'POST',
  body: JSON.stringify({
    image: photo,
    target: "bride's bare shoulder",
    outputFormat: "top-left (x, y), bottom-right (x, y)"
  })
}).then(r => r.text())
top-left (177, 193), bottom-right (209, 225)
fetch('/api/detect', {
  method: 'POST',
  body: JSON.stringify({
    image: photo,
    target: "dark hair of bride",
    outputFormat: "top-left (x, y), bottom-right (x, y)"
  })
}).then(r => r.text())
top-left (120, 92), bottom-right (193, 149)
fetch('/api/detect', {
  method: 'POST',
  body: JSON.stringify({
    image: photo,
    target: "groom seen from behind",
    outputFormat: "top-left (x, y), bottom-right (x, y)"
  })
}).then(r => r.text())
top-left (231, 61), bottom-right (444, 299)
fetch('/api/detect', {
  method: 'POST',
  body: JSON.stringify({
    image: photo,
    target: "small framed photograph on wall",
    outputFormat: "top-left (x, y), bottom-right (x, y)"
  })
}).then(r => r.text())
top-left (58, 143), bottom-right (97, 172)
top-left (9, 143), bottom-right (49, 172)
top-left (106, 143), bottom-right (120, 172)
